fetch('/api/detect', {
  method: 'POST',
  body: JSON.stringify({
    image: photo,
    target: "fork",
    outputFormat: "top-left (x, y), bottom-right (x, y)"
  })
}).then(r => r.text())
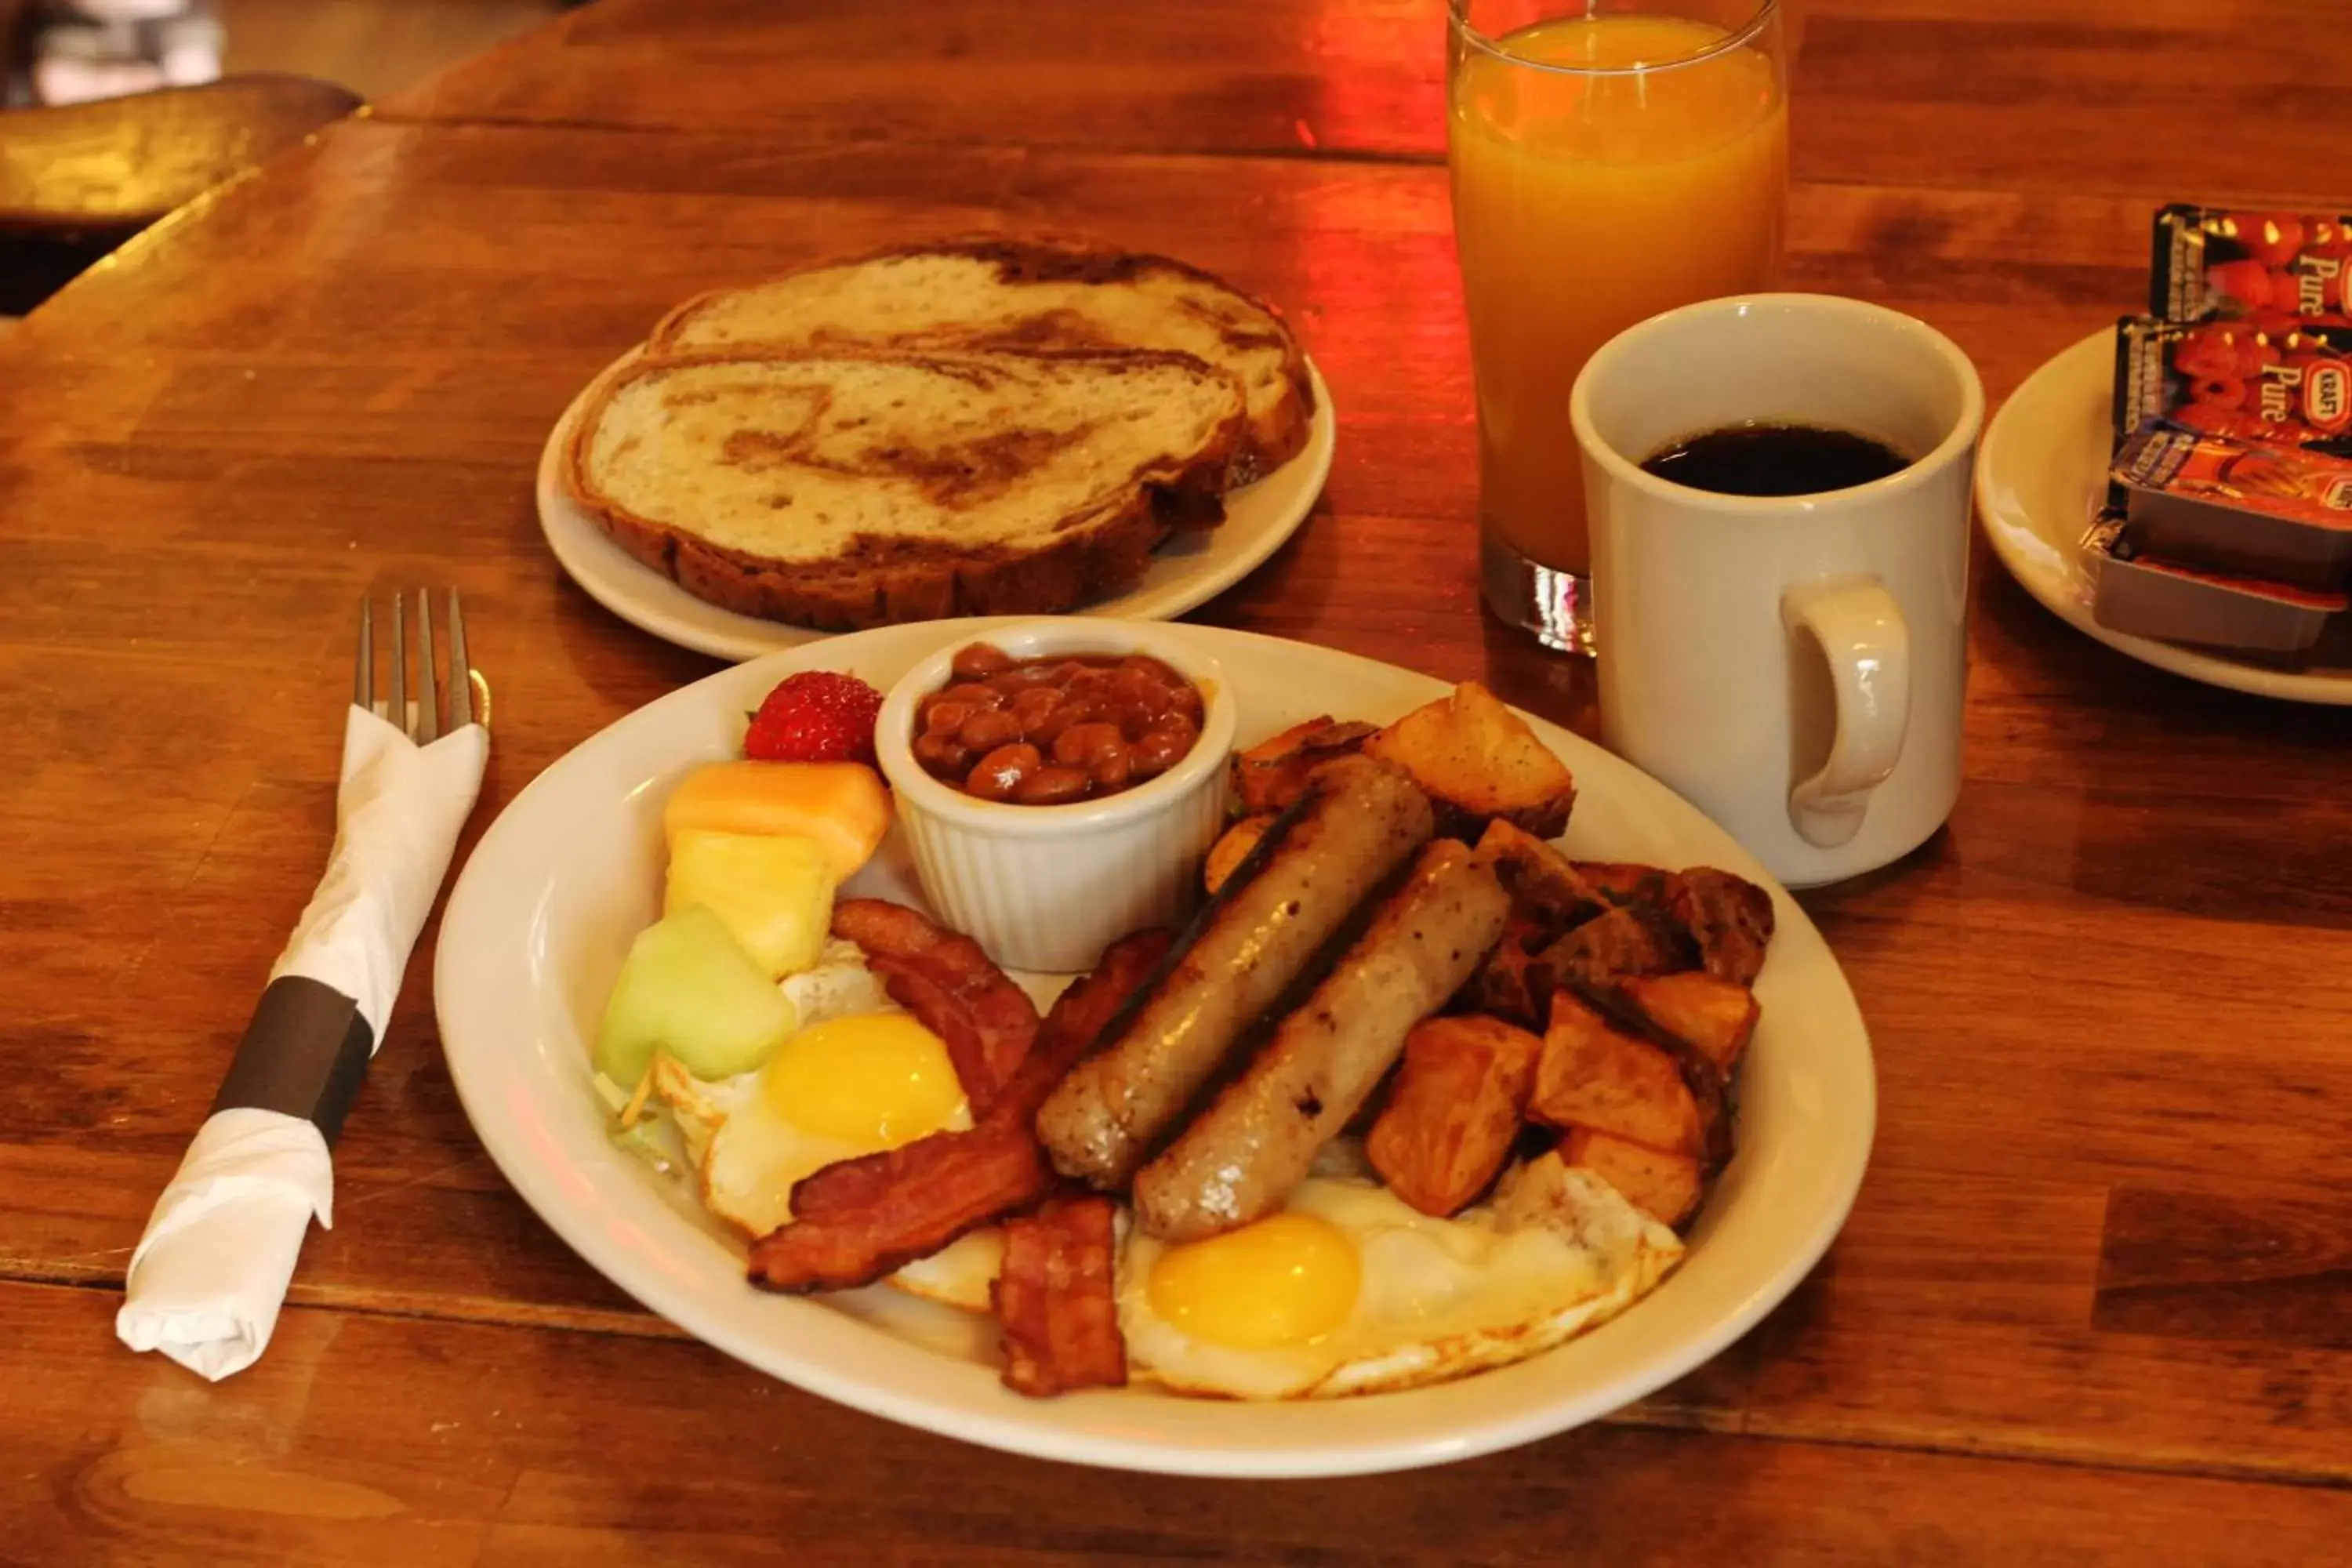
top-left (355, 589), bottom-right (485, 739)
top-left (119, 591), bottom-right (493, 1380)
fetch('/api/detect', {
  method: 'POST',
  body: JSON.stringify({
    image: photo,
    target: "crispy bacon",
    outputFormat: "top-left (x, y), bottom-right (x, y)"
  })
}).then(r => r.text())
top-left (832, 898), bottom-right (1040, 1116)
top-left (748, 1126), bottom-right (1051, 1293)
top-left (749, 928), bottom-right (1174, 1294)
top-left (791, 927), bottom-right (1172, 1228)
top-left (996, 927), bottom-right (1174, 1114)
top-left (993, 1192), bottom-right (1128, 1397)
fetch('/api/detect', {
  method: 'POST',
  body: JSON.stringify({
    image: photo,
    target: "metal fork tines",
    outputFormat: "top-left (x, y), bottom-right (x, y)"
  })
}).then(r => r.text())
top-left (354, 590), bottom-right (480, 741)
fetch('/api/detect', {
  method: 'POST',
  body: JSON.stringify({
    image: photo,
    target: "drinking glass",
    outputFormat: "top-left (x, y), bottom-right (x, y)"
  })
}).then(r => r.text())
top-left (1450, 0), bottom-right (1789, 652)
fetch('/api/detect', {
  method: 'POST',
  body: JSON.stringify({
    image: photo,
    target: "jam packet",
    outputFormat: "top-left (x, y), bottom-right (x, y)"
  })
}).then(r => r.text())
top-left (2114, 316), bottom-right (2352, 457)
top-left (2152, 205), bottom-right (2352, 328)
top-left (2088, 506), bottom-right (2349, 657)
top-left (2111, 425), bottom-right (2352, 590)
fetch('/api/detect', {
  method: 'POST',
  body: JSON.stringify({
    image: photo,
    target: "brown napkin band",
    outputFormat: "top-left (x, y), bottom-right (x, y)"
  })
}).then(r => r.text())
top-left (209, 975), bottom-right (375, 1143)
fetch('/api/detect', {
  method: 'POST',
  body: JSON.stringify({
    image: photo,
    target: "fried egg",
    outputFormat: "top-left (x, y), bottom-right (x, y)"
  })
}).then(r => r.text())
top-left (887, 1227), bottom-right (1006, 1312)
top-left (1116, 1162), bottom-right (1683, 1399)
top-left (672, 1010), bottom-right (972, 1237)
top-left (652, 942), bottom-right (900, 1165)
top-left (652, 942), bottom-right (982, 1268)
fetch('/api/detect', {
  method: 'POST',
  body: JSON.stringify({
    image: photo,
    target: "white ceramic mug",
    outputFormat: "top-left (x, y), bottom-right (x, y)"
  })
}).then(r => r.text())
top-left (1570, 294), bottom-right (1984, 887)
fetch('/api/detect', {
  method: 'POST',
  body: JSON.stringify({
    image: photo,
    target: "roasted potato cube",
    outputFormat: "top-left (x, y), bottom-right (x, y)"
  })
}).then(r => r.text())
top-left (1571, 861), bottom-right (1675, 908)
top-left (1530, 990), bottom-right (1704, 1156)
top-left (1620, 971), bottom-right (1759, 1074)
top-left (1366, 1016), bottom-right (1541, 1217)
top-left (1470, 901), bottom-right (1687, 1026)
top-left (1540, 903), bottom-right (1693, 988)
top-left (1466, 917), bottom-right (1550, 1025)
top-left (1230, 716), bottom-right (1377, 815)
top-left (1204, 813), bottom-right (1276, 894)
top-left (1666, 868), bottom-right (1776, 986)
top-left (1560, 1127), bottom-right (1703, 1228)
top-left (1476, 819), bottom-right (1606, 931)
top-left (1362, 682), bottom-right (1576, 840)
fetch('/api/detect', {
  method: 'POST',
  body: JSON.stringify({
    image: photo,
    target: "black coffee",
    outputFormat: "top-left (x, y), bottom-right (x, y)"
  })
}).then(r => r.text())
top-left (1641, 423), bottom-right (1911, 497)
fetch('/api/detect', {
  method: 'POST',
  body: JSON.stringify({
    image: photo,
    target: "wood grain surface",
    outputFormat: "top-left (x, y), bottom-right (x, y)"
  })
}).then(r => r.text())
top-left (5, 0), bottom-right (2351, 1559)
top-left (0, 77), bottom-right (359, 230)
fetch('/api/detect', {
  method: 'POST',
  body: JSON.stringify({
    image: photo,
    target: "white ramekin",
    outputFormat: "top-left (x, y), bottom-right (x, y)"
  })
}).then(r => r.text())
top-left (873, 619), bottom-right (1239, 974)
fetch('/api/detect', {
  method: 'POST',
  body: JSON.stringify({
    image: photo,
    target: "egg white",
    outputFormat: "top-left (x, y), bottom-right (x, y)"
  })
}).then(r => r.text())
top-left (888, 1227), bottom-right (1007, 1312)
top-left (644, 938), bottom-right (1005, 1308)
top-left (1117, 1163), bottom-right (1684, 1400)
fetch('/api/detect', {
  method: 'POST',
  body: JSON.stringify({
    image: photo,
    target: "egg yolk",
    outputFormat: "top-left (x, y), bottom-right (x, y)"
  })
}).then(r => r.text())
top-left (1145, 1211), bottom-right (1362, 1350)
top-left (760, 1012), bottom-right (965, 1146)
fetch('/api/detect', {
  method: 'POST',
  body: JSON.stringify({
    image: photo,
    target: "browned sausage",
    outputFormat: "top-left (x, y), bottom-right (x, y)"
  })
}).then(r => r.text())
top-left (1035, 754), bottom-right (1436, 1188)
top-left (1130, 839), bottom-right (1510, 1242)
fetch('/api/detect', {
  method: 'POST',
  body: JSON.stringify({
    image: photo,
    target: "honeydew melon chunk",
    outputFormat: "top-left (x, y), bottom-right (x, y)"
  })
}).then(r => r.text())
top-left (593, 905), bottom-right (798, 1087)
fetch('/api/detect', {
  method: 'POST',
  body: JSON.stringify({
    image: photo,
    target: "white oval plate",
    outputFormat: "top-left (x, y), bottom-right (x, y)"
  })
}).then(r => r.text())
top-left (536, 352), bottom-right (1336, 662)
top-left (434, 621), bottom-right (1876, 1476)
top-left (1975, 329), bottom-right (2352, 705)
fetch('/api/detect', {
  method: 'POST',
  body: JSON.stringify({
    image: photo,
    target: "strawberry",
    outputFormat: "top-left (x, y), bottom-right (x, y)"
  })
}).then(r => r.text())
top-left (743, 671), bottom-right (885, 764)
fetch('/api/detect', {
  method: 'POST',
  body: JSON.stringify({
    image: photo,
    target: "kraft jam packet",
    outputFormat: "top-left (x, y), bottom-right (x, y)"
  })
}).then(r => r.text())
top-left (2086, 506), bottom-right (2350, 657)
top-left (2089, 205), bottom-right (2352, 655)
top-left (2114, 315), bottom-right (2352, 458)
top-left (2110, 425), bottom-right (2352, 590)
top-left (2152, 205), bottom-right (2352, 328)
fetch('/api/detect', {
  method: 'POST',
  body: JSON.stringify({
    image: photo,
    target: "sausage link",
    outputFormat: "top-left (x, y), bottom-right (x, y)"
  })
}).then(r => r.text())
top-left (1130, 838), bottom-right (1510, 1241)
top-left (1033, 754), bottom-right (1436, 1188)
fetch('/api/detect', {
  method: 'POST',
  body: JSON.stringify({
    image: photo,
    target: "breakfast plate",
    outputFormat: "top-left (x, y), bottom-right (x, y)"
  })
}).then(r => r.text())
top-left (435, 619), bottom-right (1875, 1475)
top-left (535, 355), bottom-right (1336, 663)
top-left (1976, 329), bottom-right (2352, 704)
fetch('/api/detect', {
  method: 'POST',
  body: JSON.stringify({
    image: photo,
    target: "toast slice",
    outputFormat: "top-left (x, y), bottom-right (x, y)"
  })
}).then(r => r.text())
top-left (648, 237), bottom-right (1313, 484)
top-left (564, 347), bottom-right (1249, 630)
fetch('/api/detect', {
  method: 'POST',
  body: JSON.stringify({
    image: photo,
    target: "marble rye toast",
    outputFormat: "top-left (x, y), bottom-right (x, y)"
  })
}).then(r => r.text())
top-left (650, 236), bottom-right (1314, 484)
top-left (563, 347), bottom-right (1250, 631)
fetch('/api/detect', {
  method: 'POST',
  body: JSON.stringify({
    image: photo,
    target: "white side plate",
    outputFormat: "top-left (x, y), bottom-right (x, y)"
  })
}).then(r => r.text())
top-left (537, 354), bottom-right (1336, 662)
top-left (434, 622), bottom-right (1877, 1476)
top-left (1976, 329), bottom-right (2352, 705)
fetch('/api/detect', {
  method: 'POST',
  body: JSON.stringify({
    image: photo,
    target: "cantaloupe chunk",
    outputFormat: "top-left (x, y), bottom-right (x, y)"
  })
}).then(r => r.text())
top-left (662, 761), bottom-right (891, 879)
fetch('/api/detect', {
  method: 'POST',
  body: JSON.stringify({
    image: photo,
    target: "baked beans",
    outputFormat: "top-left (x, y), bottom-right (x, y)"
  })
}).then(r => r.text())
top-left (915, 641), bottom-right (1206, 804)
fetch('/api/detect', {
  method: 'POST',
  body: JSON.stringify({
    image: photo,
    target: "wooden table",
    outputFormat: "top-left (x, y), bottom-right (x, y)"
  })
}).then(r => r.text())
top-left (6, 1), bottom-right (2351, 1559)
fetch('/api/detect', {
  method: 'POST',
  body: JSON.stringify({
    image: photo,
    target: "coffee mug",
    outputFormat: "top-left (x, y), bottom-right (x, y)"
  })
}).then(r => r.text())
top-left (1570, 293), bottom-right (1984, 887)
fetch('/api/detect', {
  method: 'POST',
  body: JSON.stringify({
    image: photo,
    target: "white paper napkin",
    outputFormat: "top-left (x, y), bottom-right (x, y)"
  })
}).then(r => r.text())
top-left (118, 706), bottom-right (487, 1380)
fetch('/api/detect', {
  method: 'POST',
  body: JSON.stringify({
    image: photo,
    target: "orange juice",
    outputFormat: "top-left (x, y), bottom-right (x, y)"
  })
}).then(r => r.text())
top-left (1450, 13), bottom-right (1788, 577)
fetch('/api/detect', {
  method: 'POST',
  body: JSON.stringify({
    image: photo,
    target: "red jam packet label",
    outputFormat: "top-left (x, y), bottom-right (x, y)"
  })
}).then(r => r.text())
top-left (2113, 426), bottom-right (2352, 532)
top-left (2114, 316), bottom-right (2352, 456)
top-left (2153, 205), bottom-right (2352, 328)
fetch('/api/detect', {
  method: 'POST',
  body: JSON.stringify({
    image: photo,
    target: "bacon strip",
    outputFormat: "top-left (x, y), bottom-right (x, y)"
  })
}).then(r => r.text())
top-left (996, 927), bottom-right (1175, 1116)
top-left (748, 1127), bottom-right (1051, 1294)
top-left (750, 929), bottom-right (1174, 1293)
top-left (993, 1193), bottom-right (1128, 1397)
top-left (790, 927), bottom-right (1171, 1227)
top-left (832, 898), bottom-right (1041, 1118)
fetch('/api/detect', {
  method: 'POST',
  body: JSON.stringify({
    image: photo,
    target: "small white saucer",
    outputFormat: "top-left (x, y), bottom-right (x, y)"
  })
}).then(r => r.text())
top-left (1975, 329), bottom-right (2352, 705)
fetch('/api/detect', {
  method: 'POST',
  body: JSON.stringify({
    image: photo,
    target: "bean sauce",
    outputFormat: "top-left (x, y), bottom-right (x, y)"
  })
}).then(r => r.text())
top-left (916, 642), bottom-right (1206, 803)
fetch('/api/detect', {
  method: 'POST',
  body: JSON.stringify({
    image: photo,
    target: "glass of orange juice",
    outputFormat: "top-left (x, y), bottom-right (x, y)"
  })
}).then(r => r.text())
top-left (1450, 0), bottom-right (1789, 652)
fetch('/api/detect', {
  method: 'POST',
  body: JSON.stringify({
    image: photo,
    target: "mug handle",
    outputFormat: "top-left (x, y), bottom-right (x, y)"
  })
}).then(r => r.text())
top-left (1782, 578), bottom-right (1911, 849)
